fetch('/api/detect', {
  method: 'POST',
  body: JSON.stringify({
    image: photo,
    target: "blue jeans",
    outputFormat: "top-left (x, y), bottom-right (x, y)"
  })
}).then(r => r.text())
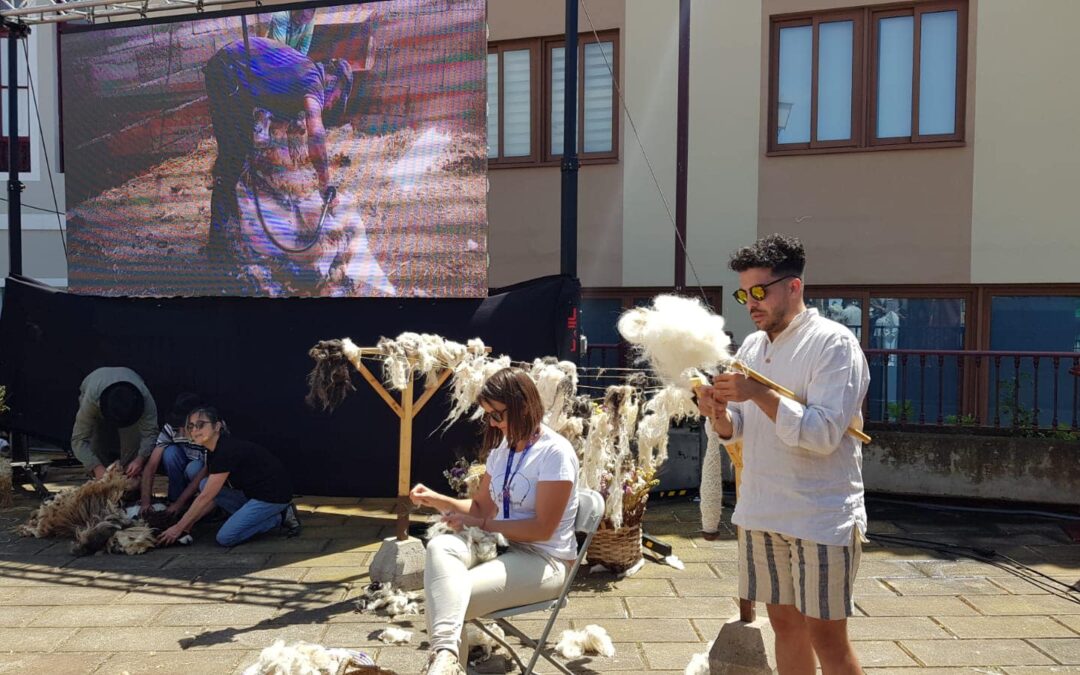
top-left (199, 477), bottom-right (287, 547)
top-left (162, 444), bottom-right (204, 503)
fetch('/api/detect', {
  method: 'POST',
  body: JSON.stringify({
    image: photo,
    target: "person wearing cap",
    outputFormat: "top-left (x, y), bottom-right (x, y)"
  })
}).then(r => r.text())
top-left (70, 367), bottom-right (159, 480)
top-left (202, 36), bottom-right (353, 263)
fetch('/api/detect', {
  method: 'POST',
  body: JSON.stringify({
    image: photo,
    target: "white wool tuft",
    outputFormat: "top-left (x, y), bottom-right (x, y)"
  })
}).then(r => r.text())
top-left (554, 624), bottom-right (616, 659)
top-left (684, 640), bottom-right (714, 675)
top-left (377, 333), bottom-right (473, 392)
top-left (355, 582), bottom-right (424, 618)
top-left (465, 622), bottom-right (504, 661)
top-left (242, 639), bottom-right (371, 675)
top-left (378, 626), bottom-right (413, 644)
top-left (425, 520), bottom-right (507, 563)
top-left (617, 295), bottom-right (731, 386)
top-left (530, 358), bottom-right (579, 431)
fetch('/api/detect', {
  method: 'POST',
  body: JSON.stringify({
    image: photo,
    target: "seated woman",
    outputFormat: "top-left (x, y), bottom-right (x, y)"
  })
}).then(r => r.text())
top-left (158, 406), bottom-right (300, 547)
top-left (139, 392), bottom-right (206, 517)
top-left (410, 368), bottom-right (579, 675)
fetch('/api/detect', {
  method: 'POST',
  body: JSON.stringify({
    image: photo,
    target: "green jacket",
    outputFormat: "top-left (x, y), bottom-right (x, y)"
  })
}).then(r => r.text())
top-left (70, 367), bottom-right (158, 469)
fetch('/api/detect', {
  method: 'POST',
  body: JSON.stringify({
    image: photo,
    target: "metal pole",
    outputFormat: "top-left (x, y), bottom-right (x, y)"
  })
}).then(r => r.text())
top-left (5, 20), bottom-right (27, 277)
top-left (559, 0), bottom-right (578, 278)
top-left (674, 0), bottom-right (690, 290)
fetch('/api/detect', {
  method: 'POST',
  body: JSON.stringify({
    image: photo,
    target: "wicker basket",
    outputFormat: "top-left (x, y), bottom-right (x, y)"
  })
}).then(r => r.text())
top-left (586, 522), bottom-right (642, 572)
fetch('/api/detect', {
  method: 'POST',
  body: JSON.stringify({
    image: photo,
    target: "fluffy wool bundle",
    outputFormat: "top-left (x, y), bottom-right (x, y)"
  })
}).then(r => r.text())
top-left (425, 520), bottom-right (508, 563)
top-left (635, 386), bottom-right (701, 473)
top-left (530, 358), bottom-right (579, 432)
top-left (0, 455), bottom-right (12, 508)
top-left (242, 639), bottom-right (374, 675)
top-left (377, 626), bottom-right (412, 645)
top-left (617, 295), bottom-right (732, 387)
top-left (355, 582), bottom-right (424, 618)
top-left (465, 621), bottom-right (504, 661)
top-left (554, 624), bottom-right (616, 659)
top-left (18, 465), bottom-right (131, 539)
top-left (683, 640), bottom-right (714, 675)
top-left (445, 353), bottom-right (511, 427)
top-left (305, 338), bottom-right (359, 412)
top-left (377, 332), bottom-right (474, 391)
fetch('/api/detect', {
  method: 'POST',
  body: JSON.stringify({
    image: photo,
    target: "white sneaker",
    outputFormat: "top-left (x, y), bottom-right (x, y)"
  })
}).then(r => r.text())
top-left (424, 649), bottom-right (465, 675)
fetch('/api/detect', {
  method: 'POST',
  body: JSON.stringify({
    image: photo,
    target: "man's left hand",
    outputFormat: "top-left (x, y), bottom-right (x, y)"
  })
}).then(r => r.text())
top-left (125, 455), bottom-right (146, 479)
top-left (713, 372), bottom-right (766, 403)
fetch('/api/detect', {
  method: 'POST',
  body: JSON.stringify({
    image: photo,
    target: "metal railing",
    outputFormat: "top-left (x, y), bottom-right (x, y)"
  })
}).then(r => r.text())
top-left (583, 342), bottom-right (1080, 435)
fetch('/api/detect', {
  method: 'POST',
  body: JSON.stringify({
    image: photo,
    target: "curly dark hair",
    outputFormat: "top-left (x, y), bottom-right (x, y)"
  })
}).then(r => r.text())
top-left (728, 233), bottom-right (806, 277)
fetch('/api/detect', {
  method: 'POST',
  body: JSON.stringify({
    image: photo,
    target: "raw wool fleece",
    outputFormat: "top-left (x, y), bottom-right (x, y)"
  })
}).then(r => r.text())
top-left (305, 338), bottom-right (359, 412)
top-left (635, 386), bottom-right (701, 474)
top-left (554, 624), bottom-right (616, 659)
top-left (425, 520), bottom-right (508, 563)
top-left (446, 352), bottom-right (511, 428)
top-left (242, 639), bottom-right (375, 675)
top-left (376, 332), bottom-right (476, 391)
top-left (529, 358), bottom-right (579, 433)
top-left (578, 385), bottom-right (640, 528)
top-left (617, 294), bottom-right (732, 387)
top-left (354, 582), bottom-right (424, 618)
top-left (0, 455), bottom-right (11, 508)
top-left (18, 465), bottom-right (131, 539)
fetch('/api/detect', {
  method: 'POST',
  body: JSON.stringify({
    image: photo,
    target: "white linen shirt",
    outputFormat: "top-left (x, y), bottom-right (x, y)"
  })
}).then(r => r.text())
top-left (724, 308), bottom-right (870, 547)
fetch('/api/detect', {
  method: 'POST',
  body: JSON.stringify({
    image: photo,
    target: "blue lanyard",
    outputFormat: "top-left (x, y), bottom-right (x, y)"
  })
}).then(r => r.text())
top-left (501, 441), bottom-right (534, 519)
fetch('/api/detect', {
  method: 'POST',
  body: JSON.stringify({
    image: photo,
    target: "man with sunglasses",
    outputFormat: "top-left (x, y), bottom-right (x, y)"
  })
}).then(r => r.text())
top-left (696, 234), bottom-right (869, 675)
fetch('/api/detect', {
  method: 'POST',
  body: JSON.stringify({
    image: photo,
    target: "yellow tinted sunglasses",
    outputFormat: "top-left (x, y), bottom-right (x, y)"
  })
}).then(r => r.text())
top-left (732, 274), bottom-right (799, 305)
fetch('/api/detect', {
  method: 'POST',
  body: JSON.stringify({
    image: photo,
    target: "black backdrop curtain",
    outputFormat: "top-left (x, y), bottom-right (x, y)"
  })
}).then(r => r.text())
top-left (0, 274), bottom-right (579, 496)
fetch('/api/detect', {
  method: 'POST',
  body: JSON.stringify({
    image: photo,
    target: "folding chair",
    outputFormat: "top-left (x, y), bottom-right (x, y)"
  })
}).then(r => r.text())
top-left (470, 488), bottom-right (605, 675)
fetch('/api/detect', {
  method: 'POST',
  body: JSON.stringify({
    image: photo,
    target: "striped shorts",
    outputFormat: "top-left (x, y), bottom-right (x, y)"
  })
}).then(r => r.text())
top-left (737, 528), bottom-right (861, 620)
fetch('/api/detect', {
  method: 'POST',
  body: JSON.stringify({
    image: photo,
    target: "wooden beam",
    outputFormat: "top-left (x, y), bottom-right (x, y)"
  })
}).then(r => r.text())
top-left (413, 368), bottom-right (453, 416)
top-left (353, 360), bottom-right (403, 418)
top-left (396, 375), bottom-right (415, 541)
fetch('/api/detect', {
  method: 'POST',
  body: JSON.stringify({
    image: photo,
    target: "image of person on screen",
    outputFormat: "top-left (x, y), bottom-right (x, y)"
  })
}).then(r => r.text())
top-left (202, 36), bottom-right (352, 268)
top-left (265, 9), bottom-right (317, 55)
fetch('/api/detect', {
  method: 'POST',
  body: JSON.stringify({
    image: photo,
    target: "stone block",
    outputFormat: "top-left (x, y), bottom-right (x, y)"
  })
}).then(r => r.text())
top-left (368, 536), bottom-right (426, 591)
top-left (708, 615), bottom-right (776, 675)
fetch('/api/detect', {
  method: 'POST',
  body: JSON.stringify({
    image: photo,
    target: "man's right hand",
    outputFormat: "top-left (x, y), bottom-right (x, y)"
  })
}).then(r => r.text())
top-left (91, 465), bottom-right (107, 479)
top-left (695, 385), bottom-right (728, 420)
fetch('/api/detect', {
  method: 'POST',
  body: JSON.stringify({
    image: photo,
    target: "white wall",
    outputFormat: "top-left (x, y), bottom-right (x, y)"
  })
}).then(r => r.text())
top-left (621, 0), bottom-right (678, 287)
top-left (687, 0), bottom-right (760, 340)
top-left (971, 0), bottom-right (1080, 283)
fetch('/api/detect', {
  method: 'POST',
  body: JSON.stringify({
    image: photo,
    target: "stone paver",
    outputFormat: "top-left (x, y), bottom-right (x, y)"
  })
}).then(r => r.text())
top-left (935, 615), bottom-right (1078, 639)
top-left (1029, 638), bottom-right (1080, 665)
top-left (1, 479), bottom-right (1077, 674)
top-left (902, 639), bottom-right (1056, 666)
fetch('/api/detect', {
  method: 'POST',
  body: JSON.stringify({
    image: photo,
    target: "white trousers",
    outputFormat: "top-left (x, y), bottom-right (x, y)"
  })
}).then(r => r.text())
top-left (424, 533), bottom-right (568, 656)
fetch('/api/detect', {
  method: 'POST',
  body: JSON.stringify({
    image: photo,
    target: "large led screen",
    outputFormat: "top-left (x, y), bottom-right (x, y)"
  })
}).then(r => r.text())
top-left (62, 0), bottom-right (487, 297)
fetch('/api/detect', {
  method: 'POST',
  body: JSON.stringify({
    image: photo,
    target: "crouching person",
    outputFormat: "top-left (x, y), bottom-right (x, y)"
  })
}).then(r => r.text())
top-left (158, 406), bottom-right (300, 547)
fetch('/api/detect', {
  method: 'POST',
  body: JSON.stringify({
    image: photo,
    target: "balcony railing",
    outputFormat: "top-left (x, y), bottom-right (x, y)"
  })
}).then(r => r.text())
top-left (583, 343), bottom-right (1080, 435)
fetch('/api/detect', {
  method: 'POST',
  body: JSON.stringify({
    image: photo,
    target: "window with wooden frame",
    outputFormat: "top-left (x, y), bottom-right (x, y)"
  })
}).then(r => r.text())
top-left (768, 1), bottom-right (966, 154)
top-left (487, 30), bottom-right (619, 168)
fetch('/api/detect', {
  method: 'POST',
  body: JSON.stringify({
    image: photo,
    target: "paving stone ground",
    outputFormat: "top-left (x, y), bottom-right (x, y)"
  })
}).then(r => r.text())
top-left (0, 468), bottom-right (1077, 674)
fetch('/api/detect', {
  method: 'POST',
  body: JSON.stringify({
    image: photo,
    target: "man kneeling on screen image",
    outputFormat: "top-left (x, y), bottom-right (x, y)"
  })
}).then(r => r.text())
top-left (202, 36), bottom-right (352, 267)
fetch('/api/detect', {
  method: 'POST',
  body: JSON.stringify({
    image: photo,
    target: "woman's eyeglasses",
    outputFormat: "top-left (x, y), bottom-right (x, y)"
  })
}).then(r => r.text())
top-left (732, 274), bottom-right (799, 305)
top-left (483, 408), bottom-right (506, 423)
top-left (186, 420), bottom-right (212, 432)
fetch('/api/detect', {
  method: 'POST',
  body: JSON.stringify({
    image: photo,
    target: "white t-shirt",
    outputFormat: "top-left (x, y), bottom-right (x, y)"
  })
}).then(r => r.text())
top-left (485, 424), bottom-right (579, 561)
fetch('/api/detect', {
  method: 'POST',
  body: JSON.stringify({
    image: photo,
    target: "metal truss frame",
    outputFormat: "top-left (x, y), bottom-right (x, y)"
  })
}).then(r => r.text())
top-left (1, 0), bottom-right (256, 25)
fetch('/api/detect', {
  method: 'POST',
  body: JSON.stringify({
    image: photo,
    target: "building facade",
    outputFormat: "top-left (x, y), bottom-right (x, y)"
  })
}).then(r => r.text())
top-left (3, 0), bottom-right (1079, 361)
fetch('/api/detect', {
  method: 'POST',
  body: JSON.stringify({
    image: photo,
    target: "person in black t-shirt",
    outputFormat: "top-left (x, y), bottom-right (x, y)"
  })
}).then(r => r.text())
top-left (158, 406), bottom-right (301, 546)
